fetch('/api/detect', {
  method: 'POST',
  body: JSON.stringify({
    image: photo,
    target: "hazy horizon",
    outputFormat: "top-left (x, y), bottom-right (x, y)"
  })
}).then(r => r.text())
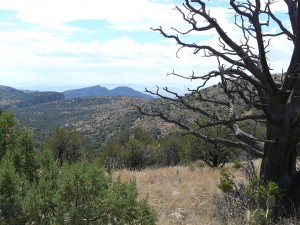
top-left (2, 82), bottom-right (191, 96)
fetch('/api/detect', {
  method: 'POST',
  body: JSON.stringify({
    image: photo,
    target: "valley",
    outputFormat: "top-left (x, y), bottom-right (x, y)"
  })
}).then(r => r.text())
top-left (0, 83), bottom-right (257, 152)
top-left (14, 96), bottom-right (152, 149)
top-left (0, 85), bottom-right (178, 150)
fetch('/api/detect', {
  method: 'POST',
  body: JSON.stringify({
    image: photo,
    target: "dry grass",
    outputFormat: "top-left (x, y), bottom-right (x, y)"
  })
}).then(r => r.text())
top-left (115, 166), bottom-right (221, 225)
top-left (114, 161), bottom-right (262, 225)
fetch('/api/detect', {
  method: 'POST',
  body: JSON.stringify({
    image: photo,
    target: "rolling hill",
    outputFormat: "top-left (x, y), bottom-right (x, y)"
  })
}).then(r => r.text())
top-left (13, 96), bottom-right (156, 150)
top-left (2, 84), bottom-right (232, 151)
top-left (3, 83), bottom-right (258, 152)
top-left (0, 85), bottom-right (64, 109)
top-left (0, 84), bottom-right (154, 110)
top-left (0, 85), bottom-right (176, 150)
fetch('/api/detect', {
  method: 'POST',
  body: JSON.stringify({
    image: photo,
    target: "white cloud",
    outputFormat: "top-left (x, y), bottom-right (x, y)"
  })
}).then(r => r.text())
top-left (0, 0), bottom-right (294, 91)
top-left (0, 23), bottom-right (216, 88)
top-left (0, 0), bottom-right (185, 32)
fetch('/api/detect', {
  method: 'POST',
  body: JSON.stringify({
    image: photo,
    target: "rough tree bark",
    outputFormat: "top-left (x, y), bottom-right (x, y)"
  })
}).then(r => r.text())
top-left (137, 0), bottom-right (300, 214)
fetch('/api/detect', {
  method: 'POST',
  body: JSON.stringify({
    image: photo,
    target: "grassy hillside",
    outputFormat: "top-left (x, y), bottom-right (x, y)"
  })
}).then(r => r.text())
top-left (114, 163), bottom-right (254, 224)
top-left (13, 96), bottom-right (153, 149)
top-left (12, 93), bottom-right (185, 151)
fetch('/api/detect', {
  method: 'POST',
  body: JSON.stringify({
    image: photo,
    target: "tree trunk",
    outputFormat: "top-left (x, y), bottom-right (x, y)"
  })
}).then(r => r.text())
top-left (260, 94), bottom-right (300, 214)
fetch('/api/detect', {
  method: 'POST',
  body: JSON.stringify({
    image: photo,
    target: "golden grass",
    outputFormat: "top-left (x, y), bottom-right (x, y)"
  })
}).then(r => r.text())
top-left (115, 166), bottom-right (222, 225)
top-left (114, 160), bottom-right (262, 225)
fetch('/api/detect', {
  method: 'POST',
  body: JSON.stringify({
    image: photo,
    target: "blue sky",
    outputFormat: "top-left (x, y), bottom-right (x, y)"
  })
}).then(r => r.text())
top-left (0, 0), bottom-right (293, 92)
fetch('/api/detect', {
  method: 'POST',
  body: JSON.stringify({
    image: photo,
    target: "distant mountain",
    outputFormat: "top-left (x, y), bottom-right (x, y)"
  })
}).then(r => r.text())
top-left (0, 85), bottom-right (64, 109)
top-left (63, 85), bottom-right (154, 99)
top-left (19, 89), bottom-right (39, 93)
top-left (0, 85), bottom-right (24, 96)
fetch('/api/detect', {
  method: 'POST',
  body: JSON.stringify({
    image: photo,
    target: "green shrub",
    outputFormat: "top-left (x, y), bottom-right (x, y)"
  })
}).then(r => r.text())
top-left (232, 160), bottom-right (242, 169)
top-left (52, 162), bottom-right (157, 224)
top-left (0, 112), bottom-right (157, 224)
top-left (216, 161), bottom-right (282, 224)
top-left (218, 168), bottom-right (236, 193)
top-left (45, 128), bottom-right (92, 166)
top-left (179, 130), bottom-right (239, 167)
top-left (245, 179), bottom-right (281, 210)
top-left (100, 127), bottom-right (160, 170)
top-left (0, 155), bottom-right (26, 224)
top-left (0, 152), bottom-right (157, 224)
top-left (196, 160), bottom-right (207, 168)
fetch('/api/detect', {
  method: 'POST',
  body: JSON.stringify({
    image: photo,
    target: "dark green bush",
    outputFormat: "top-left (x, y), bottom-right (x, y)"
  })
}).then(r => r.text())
top-left (100, 127), bottom-right (160, 170)
top-left (45, 127), bottom-right (93, 166)
top-left (0, 112), bottom-right (157, 224)
top-left (0, 150), bottom-right (157, 224)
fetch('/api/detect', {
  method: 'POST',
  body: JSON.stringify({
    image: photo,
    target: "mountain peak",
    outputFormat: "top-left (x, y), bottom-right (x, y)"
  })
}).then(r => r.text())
top-left (63, 85), bottom-right (153, 99)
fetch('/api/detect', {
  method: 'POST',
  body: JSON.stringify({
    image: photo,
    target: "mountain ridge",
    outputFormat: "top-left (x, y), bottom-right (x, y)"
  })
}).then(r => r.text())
top-left (63, 85), bottom-right (154, 99)
top-left (13, 96), bottom-right (153, 149)
top-left (0, 84), bottom-right (154, 109)
top-left (0, 85), bottom-right (64, 109)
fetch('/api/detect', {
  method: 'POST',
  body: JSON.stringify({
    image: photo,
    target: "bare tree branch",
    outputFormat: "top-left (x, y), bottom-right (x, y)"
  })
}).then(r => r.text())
top-left (136, 105), bottom-right (263, 157)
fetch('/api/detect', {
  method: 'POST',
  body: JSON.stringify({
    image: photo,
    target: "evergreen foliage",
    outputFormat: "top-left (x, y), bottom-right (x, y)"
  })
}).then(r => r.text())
top-left (0, 111), bottom-right (18, 157)
top-left (158, 133), bottom-right (180, 166)
top-left (100, 127), bottom-right (160, 170)
top-left (0, 111), bottom-right (157, 224)
top-left (179, 130), bottom-right (239, 167)
top-left (45, 127), bottom-right (93, 166)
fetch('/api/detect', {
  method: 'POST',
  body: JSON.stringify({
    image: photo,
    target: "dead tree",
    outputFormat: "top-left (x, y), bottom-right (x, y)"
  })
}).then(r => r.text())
top-left (137, 0), bottom-right (300, 214)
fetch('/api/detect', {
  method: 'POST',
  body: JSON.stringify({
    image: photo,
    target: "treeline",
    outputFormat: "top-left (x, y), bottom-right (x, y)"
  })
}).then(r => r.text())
top-left (99, 126), bottom-right (240, 170)
top-left (0, 111), bottom-right (156, 224)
